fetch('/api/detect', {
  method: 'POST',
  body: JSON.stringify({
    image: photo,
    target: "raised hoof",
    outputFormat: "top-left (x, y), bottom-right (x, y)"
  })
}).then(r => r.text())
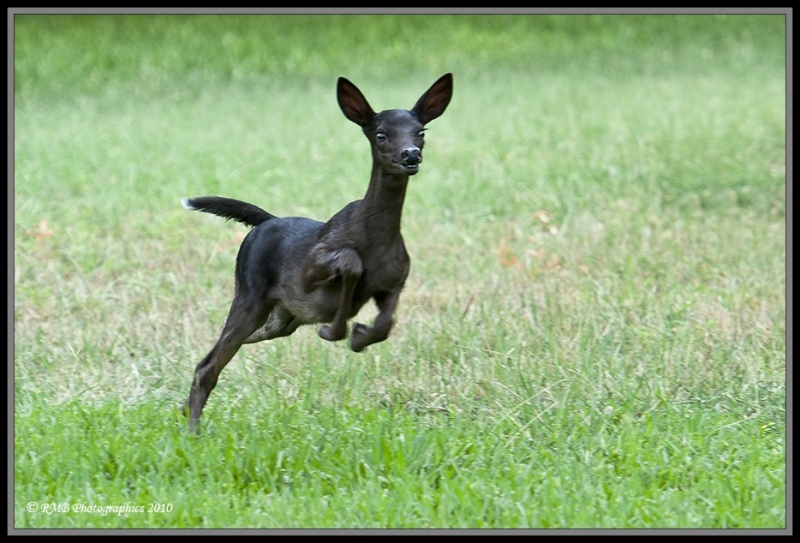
top-left (318, 323), bottom-right (347, 342)
top-left (350, 322), bottom-right (370, 352)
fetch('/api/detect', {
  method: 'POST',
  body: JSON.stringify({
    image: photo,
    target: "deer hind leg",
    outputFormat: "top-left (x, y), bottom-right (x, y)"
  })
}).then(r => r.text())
top-left (184, 295), bottom-right (273, 432)
top-left (244, 306), bottom-right (303, 343)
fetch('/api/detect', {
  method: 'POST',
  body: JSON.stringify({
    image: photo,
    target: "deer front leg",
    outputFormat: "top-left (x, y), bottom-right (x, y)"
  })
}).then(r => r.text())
top-left (303, 247), bottom-right (364, 342)
top-left (350, 289), bottom-right (401, 352)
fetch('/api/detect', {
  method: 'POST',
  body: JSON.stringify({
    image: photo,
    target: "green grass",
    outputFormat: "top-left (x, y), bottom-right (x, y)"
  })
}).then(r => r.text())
top-left (13, 13), bottom-right (786, 530)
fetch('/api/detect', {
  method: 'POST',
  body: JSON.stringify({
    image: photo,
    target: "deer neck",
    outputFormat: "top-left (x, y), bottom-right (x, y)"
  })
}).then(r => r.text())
top-left (359, 167), bottom-right (410, 242)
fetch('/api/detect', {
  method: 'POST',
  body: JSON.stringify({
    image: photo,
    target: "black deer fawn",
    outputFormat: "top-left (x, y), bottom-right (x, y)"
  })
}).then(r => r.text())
top-left (182, 74), bottom-right (453, 431)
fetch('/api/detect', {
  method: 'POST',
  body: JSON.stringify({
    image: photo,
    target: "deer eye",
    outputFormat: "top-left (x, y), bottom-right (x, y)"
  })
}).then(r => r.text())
top-left (418, 130), bottom-right (425, 138)
top-left (375, 132), bottom-right (387, 142)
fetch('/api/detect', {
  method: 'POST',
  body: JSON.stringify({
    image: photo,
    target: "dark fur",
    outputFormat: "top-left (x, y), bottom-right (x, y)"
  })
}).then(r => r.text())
top-left (182, 74), bottom-right (453, 431)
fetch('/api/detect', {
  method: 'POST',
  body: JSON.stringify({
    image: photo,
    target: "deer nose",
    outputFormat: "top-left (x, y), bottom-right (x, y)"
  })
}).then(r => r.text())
top-left (402, 147), bottom-right (422, 165)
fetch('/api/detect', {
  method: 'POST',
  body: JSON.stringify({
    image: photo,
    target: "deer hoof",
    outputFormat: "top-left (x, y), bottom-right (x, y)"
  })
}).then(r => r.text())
top-left (319, 324), bottom-right (346, 342)
top-left (350, 322), bottom-right (370, 352)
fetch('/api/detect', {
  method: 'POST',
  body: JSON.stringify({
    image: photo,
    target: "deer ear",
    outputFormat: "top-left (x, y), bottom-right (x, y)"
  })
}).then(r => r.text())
top-left (411, 73), bottom-right (453, 125)
top-left (337, 77), bottom-right (376, 127)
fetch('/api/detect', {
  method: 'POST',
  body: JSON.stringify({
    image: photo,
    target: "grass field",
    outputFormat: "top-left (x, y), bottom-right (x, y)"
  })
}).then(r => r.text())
top-left (12, 13), bottom-right (787, 530)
